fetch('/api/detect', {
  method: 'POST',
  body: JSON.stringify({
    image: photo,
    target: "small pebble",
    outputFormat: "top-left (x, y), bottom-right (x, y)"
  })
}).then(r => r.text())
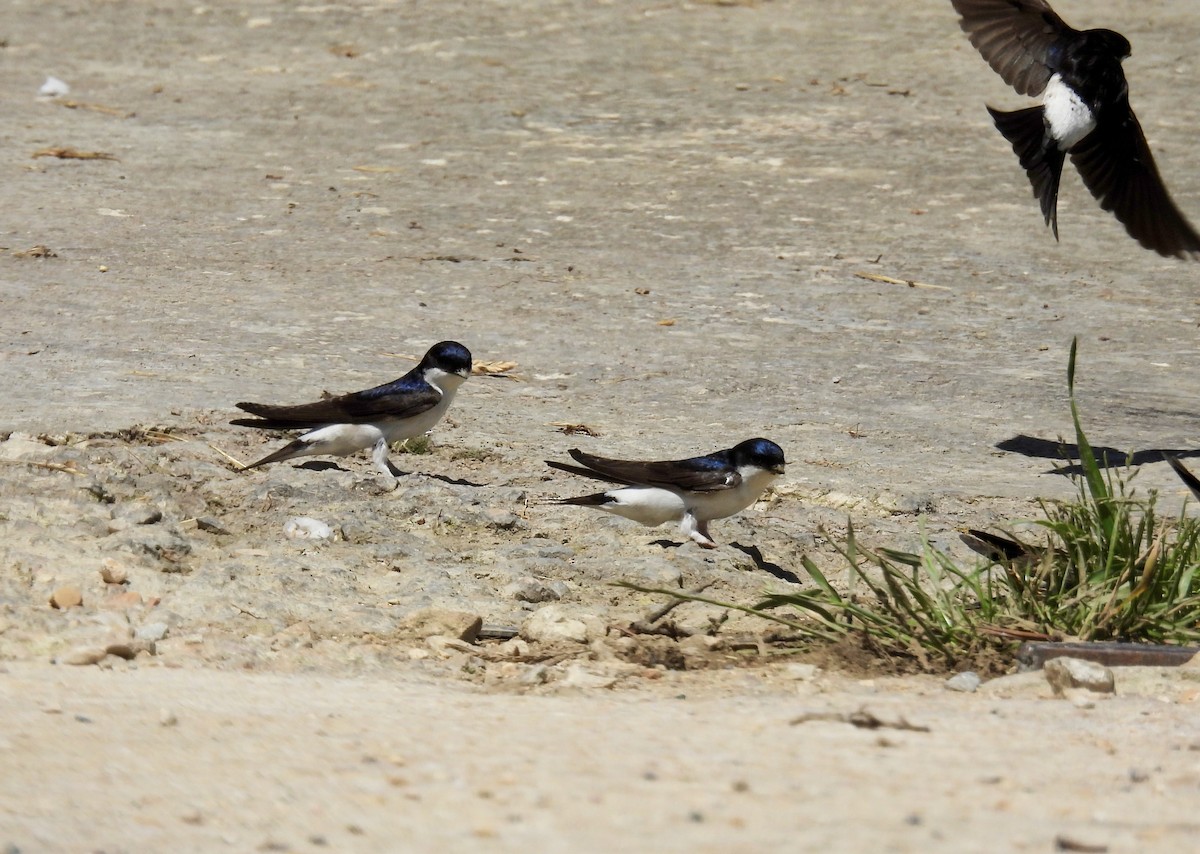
top-left (1044, 657), bottom-right (1115, 697)
top-left (136, 622), bottom-right (170, 643)
top-left (61, 646), bottom-right (107, 666)
top-left (49, 586), bottom-right (83, 610)
top-left (195, 517), bottom-right (231, 535)
top-left (283, 516), bottom-right (335, 541)
top-left (944, 671), bottom-right (981, 693)
top-left (786, 663), bottom-right (821, 682)
top-left (160, 708), bottom-right (178, 727)
top-left (98, 560), bottom-right (129, 585)
top-left (507, 577), bottom-right (562, 603)
top-left (39, 75), bottom-right (70, 97)
top-left (113, 503), bottom-right (163, 527)
top-left (99, 591), bottom-right (144, 611)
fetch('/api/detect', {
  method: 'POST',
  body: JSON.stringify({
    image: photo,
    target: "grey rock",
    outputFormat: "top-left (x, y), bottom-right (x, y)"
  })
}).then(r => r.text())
top-left (112, 503), bottom-right (163, 527)
top-left (195, 516), bottom-right (231, 535)
top-left (517, 664), bottom-right (550, 686)
top-left (521, 604), bottom-right (605, 645)
top-left (785, 663), bottom-right (822, 682)
top-left (507, 577), bottom-right (563, 603)
top-left (397, 607), bottom-right (483, 643)
top-left (60, 646), bottom-right (108, 666)
top-left (1044, 657), bottom-right (1115, 697)
top-left (945, 671), bottom-right (981, 693)
top-left (558, 663), bottom-right (618, 689)
top-left (135, 622), bottom-right (170, 643)
top-left (103, 526), bottom-right (192, 569)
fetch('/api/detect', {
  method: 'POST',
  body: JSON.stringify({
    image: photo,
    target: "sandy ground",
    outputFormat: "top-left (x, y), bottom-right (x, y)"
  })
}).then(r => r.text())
top-left (4, 0), bottom-right (1200, 850)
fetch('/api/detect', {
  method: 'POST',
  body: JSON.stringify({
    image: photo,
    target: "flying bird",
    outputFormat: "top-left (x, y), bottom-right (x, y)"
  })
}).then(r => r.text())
top-left (950, 0), bottom-right (1200, 259)
top-left (232, 340), bottom-right (471, 476)
top-left (546, 438), bottom-right (786, 548)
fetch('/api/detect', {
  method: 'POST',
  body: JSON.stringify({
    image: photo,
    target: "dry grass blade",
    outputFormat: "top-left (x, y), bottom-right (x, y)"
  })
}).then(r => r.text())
top-left (144, 430), bottom-right (186, 444)
top-left (854, 271), bottom-right (951, 291)
top-left (549, 422), bottom-right (600, 437)
top-left (32, 147), bottom-right (120, 161)
top-left (58, 100), bottom-right (135, 118)
top-left (0, 459), bottom-right (86, 476)
top-left (790, 708), bottom-right (930, 732)
top-left (11, 245), bottom-right (57, 258)
top-left (472, 360), bottom-right (518, 376)
top-left (208, 444), bottom-right (247, 469)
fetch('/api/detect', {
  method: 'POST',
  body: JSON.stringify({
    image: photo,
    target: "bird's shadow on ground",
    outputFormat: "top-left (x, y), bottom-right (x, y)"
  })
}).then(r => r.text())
top-left (425, 472), bottom-right (488, 488)
top-left (296, 461), bottom-right (347, 472)
top-left (293, 461), bottom-right (487, 487)
top-left (650, 540), bottom-right (802, 584)
top-left (730, 543), bottom-right (802, 584)
top-left (996, 435), bottom-right (1200, 476)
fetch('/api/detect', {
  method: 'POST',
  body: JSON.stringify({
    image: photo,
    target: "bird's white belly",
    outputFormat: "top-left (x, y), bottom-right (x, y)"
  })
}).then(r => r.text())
top-left (601, 487), bottom-right (687, 527)
top-left (299, 423), bottom-right (386, 456)
top-left (1043, 74), bottom-right (1096, 150)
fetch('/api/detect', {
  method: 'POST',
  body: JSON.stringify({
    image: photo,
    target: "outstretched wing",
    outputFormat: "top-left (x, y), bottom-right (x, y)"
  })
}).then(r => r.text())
top-left (1070, 108), bottom-right (1200, 260)
top-left (565, 448), bottom-right (741, 493)
top-left (950, 0), bottom-right (1071, 96)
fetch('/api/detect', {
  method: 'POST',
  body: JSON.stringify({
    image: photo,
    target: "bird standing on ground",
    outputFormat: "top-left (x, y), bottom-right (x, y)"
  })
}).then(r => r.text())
top-left (949, 0), bottom-right (1200, 260)
top-left (232, 340), bottom-right (472, 476)
top-left (546, 438), bottom-right (786, 548)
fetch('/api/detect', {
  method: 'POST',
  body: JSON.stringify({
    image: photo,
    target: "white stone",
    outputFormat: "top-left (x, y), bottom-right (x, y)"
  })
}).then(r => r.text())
top-left (1044, 657), bottom-right (1115, 697)
top-left (282, 517), bottom-right (335, 540)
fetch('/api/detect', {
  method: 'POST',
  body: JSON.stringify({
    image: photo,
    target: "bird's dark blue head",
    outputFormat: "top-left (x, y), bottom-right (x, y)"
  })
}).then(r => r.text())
top-left (731, 438), bottom-right (785, 475)
top-left (422, 341), bottom-right (472, 377)
top-left (1087, 28), bottom-right (1131, 60)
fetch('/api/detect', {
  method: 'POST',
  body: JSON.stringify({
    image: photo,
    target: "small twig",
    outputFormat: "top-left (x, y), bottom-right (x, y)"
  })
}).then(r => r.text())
top-left (645, 581), bottom-right (716, 623)
top-left (854, 271), bottom-right (951, 291)
top-left (550, 422), bottom-right (601, 437)
top-left (232, 604), bottom-right (267, 620)
top-left (614, 581), bottom-right (810, 632)
top-left (32, 146), bottom-right (120, 161)
top-left (209, 443), bottom-right (247, 469)
top-left (0, 458), bottom-right (85, 476)
top-left (57, 100), bottom-right (135, 118)
top-left (144, 430), bottom-right (185, 444)
top-left (790, 707), bottom-right (930, 732)
top-left (625, 581), bottom-right (718, 636)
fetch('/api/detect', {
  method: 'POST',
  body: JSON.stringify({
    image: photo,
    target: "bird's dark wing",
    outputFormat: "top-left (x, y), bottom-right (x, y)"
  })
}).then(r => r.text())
top-left (950, 0), bottom-right (1072, 97)
top-left (1167, 456), bottom-right (1200, 501)
top-left (1070, 109), bottom-right (1200, 260)
top-left (235, 374), bottom-right (440, 428)
top-left (566, 448), bottom-right (740, 493)
top-left (544, 459), bottom-right (627, 486)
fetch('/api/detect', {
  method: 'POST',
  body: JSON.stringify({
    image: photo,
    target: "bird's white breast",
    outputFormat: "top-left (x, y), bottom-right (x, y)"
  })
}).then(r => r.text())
top-left (1043, 74), bottom-right (1096, 150)
top-left (381, 370), bottom-right (466, 443)
top-left (687, 467), bottom-right (779, 522)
